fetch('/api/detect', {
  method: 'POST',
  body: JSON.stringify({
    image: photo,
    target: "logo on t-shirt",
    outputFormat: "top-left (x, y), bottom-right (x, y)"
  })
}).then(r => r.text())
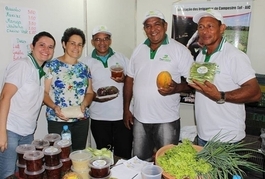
top-left (159, 55), bottom-right (171, 62)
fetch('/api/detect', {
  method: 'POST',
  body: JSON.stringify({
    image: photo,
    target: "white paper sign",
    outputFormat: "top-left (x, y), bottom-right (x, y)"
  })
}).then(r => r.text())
top-left (4, 5), bottom-right (38, 34)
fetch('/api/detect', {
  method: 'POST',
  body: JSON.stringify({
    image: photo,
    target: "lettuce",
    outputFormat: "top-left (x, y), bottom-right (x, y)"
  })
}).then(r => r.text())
top-left (156, 140), bottom-right (212, 179)
top-left (187, 62), bottom-right (217, 84)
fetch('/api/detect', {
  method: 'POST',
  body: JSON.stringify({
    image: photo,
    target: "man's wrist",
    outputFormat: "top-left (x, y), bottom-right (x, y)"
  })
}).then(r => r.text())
top-left (216, 91), bottom-right (226, 104)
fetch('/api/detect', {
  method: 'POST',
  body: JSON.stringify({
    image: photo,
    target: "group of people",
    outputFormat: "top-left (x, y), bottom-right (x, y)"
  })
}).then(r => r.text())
top-left (0, 8), bottom-right (262, 178)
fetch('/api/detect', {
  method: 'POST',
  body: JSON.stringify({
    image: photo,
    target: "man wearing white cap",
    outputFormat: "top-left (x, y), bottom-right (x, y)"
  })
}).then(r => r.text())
top-left (83, 25), bottom-right (133, 159)
top-left (124, 10), bottom-right (194, 161)
top-left (189, 9), bottom-right (261, 146)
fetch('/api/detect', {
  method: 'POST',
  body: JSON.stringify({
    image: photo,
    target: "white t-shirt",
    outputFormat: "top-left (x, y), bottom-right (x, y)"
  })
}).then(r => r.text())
top-left (83, 51), bottom-right (129, 121)
top-left (127, 38), bottom-right (193, 123)
top-left (195, 41), bottom-right (256, 142)
top-left (2, 57), bottom-right (44, 136)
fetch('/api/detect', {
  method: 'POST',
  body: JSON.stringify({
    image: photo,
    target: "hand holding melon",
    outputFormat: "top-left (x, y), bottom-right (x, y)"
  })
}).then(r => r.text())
top-left (156, 71), bottom-right (172, 89)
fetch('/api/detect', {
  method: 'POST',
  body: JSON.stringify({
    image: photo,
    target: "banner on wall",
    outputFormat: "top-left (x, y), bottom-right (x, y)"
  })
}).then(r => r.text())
top-left (172, 0), bottom-right (253, 103)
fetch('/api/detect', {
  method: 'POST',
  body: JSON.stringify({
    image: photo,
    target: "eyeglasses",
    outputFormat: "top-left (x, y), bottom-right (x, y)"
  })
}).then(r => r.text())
top-left (93, 37), bottom-right (110, 42)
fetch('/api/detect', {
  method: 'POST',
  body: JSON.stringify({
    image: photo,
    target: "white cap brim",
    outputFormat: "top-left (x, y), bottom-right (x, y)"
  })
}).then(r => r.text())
top-left (143, 10), bottom-right (165, 24)
top-left (193, 10), bottom-right (224, 24)
top-left (92, 31), bottom-right (112, 36)
top-left (92, 25), bottom-right (112, 36)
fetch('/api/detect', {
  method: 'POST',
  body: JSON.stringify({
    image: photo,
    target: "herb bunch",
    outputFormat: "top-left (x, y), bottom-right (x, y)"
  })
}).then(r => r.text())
top-left (197, 135), bottom-right (264, 179)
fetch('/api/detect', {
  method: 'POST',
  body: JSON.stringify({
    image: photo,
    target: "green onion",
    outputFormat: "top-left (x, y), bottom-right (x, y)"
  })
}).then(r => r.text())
top-left (197, 134), bottom-right (264, 179)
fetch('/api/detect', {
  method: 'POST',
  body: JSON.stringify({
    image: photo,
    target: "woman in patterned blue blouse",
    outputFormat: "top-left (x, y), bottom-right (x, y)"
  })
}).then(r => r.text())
top-left (43, 27), bottom-right (94, 150)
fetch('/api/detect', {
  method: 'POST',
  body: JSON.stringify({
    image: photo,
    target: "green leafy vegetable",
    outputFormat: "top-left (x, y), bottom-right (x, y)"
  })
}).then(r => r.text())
top-left (156, 140), bottom-right (212, 179)
top-left (85, 147), bottom-right (112, 157)
top-left (187, 62), bottom-right (217, 84)
top-left (85, 147), bottom-right (113, 164)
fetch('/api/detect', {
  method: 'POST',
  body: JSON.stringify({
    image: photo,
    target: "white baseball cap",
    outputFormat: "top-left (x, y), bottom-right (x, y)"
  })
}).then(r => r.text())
top-left (143, 10), bottom-right (165, 24)
top-left (92, 25), bottom-right (112, 36)
top-left (193, 9), bottom-right (224, 24)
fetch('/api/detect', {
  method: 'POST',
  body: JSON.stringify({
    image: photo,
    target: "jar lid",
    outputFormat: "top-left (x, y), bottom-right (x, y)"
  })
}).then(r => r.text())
top-left (44, 133), bottom-right (61, 143)
top-left (70, 150), bottom-right (92, 161)
top-left (16, 144), bottom-right (36, 154)
top-left (54, 139), bottom-right (72, 148)
top-left (24, 166), bottom-right (45, 175)
top-left (89, 156), bottom-right (111, 169)
top-left (45, 161), bottom-right (63, 170)
top-left (61, 157), bottom-right (71, 162)
top-left (43, 146), bottom-right (61, 155)
top-left (23, 150), bottom-right (44, 161)
top-left (31, 139), bottom-right (50, 149)
top-left (16, 161), bottom-right (26, 168)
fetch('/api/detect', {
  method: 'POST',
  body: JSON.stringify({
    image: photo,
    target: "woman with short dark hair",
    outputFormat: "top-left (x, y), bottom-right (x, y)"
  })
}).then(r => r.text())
top-left (43, 27), bottom-right (93, 151)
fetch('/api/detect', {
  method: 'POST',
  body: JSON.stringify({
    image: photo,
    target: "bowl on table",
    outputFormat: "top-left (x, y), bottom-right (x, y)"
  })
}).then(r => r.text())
top-left (155, 144), bottom-right (203, 179)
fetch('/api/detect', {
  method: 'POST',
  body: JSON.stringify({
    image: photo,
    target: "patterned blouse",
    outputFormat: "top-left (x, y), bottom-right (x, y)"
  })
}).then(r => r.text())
top-left (43, 58), bottom-right (91, 122)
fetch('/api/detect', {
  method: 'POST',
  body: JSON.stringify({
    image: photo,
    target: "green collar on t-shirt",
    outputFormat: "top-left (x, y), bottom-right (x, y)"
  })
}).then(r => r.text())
top-left (92, 47), bottom-right (115, 68)
top-left (28, 53), bottom-right (46, 80)
top-left (144, 34), bottom-right (169, 59)
top-left (202, 37), bottom-right (226, 62)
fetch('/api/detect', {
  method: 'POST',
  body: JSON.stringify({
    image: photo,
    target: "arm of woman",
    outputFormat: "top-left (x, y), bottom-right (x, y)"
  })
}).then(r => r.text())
top-left (43, 78), bottom-right (57, 109)
top-left (0, 83), bottom-right (18, 152)
top-left (80, 78), bottom-right (94, 111)
top-left (43, 78), bottom-right (68, 120)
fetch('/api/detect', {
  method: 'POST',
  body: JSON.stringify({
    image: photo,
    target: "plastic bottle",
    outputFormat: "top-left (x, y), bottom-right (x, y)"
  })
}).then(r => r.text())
top-left (232, 175), bottom-right (241, 179)
top-left (61, 125), bottom-right (71, 141)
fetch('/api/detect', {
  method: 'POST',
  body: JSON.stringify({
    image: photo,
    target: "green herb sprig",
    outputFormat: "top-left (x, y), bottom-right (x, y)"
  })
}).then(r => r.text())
top-left (197, 134), bottom-right (264, 179)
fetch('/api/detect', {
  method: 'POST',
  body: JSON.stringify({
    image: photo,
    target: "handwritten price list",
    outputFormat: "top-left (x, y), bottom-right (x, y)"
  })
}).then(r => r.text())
top-left (4, 5), bottom-right (38, 34)
top-left (12, 37), bottom-right (31, 60)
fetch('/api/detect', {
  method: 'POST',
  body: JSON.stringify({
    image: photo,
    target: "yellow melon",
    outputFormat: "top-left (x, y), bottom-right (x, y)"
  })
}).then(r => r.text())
top-left (62, 172), bottom-right (82, 179)
top-left (156, 71), bottom-right (172, 89)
